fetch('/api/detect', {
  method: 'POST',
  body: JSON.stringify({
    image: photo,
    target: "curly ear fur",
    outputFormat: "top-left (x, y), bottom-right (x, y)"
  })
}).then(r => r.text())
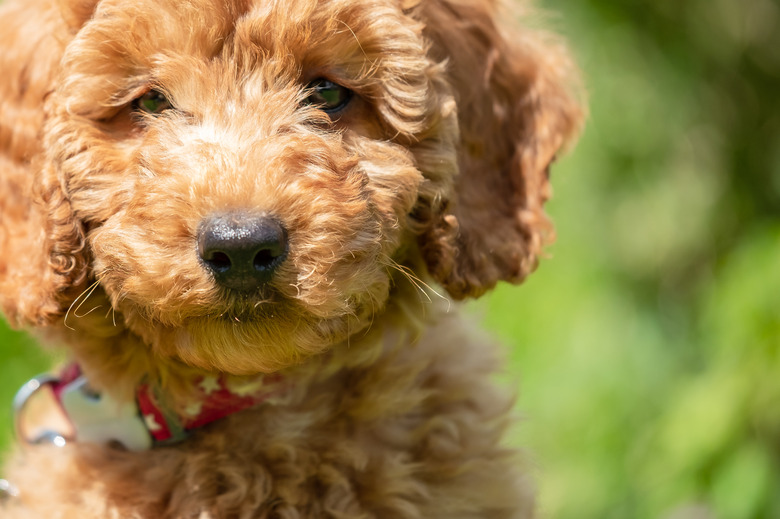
top-left (0, 0), bottom-right (95, 326)
top-left (415, 0), bottom-right (584, 299)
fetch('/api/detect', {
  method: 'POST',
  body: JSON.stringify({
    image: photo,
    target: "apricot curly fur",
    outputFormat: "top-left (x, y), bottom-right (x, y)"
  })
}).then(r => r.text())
top-left (0, 0), bottom-right (582, 517)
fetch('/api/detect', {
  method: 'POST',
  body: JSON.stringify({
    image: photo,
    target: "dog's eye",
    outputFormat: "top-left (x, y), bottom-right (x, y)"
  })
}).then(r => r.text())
top-left (133, 90), bottom-right (172, 114)
top-left (304, 79), bottom-right (352, 113)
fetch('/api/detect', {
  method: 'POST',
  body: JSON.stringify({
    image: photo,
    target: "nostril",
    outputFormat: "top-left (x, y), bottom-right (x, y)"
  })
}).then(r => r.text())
top-left (205, 251), bottom-right (232, 274)
top-left (253, 248), bottom-right (278, 270)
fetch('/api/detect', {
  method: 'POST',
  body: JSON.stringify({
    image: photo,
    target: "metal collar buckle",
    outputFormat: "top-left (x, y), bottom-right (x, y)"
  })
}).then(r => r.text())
top-left (12, 366), bottom-right (286, 453)
top-left (13, 373), bottom-right (153, 451)
top-left (13, 375), bottom-right (70, 447)
top-left (0, 478), bottom-right (20, 502)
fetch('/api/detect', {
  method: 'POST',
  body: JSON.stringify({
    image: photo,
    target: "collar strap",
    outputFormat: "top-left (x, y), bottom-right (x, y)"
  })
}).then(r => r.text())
top-left (136, 371), bottom-right (284, 445)
top-left (14, 364), bottom-right (285, 451)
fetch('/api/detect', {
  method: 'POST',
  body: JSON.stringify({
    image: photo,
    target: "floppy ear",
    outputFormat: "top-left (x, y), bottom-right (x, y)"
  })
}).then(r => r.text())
top-left (0, 0), bottom-right (97, 326)
top-left (414, 0), bottom-right (584, 299)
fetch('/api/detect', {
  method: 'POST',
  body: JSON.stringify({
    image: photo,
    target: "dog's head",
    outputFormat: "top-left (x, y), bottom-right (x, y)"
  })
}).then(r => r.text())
top-left (0, 0), bottom-right (581, 374)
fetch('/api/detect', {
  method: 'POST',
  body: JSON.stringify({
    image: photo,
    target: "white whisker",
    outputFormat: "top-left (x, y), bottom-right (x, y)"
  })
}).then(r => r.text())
top-left (384, 256), bottom-right (448, 306)
top-left (64, 280), bottom-right (101, 330)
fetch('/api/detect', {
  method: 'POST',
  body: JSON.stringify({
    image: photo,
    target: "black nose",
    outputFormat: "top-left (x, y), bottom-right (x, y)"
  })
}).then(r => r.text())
top-left (197, 213), bottom-right (288, 292)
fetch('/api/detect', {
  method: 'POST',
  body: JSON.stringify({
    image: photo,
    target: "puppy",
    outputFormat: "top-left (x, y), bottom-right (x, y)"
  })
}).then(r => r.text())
top-left (0, 0), bottom-right (581, 517)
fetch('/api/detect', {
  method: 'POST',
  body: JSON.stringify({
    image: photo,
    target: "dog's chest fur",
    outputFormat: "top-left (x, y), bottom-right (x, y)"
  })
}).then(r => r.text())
top-left (3, 300), bottom-right (533, 519)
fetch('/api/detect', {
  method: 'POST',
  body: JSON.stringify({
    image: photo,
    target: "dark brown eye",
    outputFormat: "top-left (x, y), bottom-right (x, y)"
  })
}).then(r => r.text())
top-left (133, 90), bottom-right (172, 114)
top-left (304, 79), bottom-right (352, 113)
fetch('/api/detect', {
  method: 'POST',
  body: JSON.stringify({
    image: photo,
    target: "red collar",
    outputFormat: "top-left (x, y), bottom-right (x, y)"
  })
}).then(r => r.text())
top-left (136, 370), bottom-right (285, 445)
top-left (14, 364), bottom-right (285, 451)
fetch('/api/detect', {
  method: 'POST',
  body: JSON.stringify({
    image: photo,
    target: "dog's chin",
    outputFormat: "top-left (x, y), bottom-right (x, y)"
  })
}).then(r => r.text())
top-left (110, 270), bottom-right (391, 375)
top-left (136, 308), bottom-right (362, 375)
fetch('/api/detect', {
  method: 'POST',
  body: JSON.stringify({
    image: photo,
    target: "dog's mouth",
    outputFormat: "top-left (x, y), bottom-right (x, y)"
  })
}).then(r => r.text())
top-left (101, 266), bottom-right (383, 375)
top-left (144, 300), bottom-right (362, 375)
top-left (203, 290), bottom-right (282, 322)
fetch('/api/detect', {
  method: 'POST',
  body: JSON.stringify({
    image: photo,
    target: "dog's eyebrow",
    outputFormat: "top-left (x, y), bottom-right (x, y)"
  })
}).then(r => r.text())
top-left (337, 20), bottom-right (370, 62)
top-left (105, 82), bottom-right (154, 107)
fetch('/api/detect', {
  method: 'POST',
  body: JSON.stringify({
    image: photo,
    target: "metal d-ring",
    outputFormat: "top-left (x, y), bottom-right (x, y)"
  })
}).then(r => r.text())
top-left (0, 478), bottom-right (19, 501)
top-left (12, 374), bottom-right (70, 447)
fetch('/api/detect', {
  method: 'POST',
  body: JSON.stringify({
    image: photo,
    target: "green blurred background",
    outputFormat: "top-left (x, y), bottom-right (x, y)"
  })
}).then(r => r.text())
top-left (1, 0), bottom-right (779, 517)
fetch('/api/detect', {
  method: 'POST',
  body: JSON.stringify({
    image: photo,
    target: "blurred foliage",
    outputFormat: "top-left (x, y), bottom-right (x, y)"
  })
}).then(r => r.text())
top-left (0, 321), bottom-right (50, 455)
top-left (479, 0), bottom-right (780, 517)
top-left (0, 0), bottom-right (779, 517)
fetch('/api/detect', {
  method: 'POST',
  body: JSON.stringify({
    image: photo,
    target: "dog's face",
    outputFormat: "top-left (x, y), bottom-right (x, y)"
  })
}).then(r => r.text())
top-left (52, 0), bottom-right (457, 373)
top-left (0, 0), bottom-right (581, 374)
